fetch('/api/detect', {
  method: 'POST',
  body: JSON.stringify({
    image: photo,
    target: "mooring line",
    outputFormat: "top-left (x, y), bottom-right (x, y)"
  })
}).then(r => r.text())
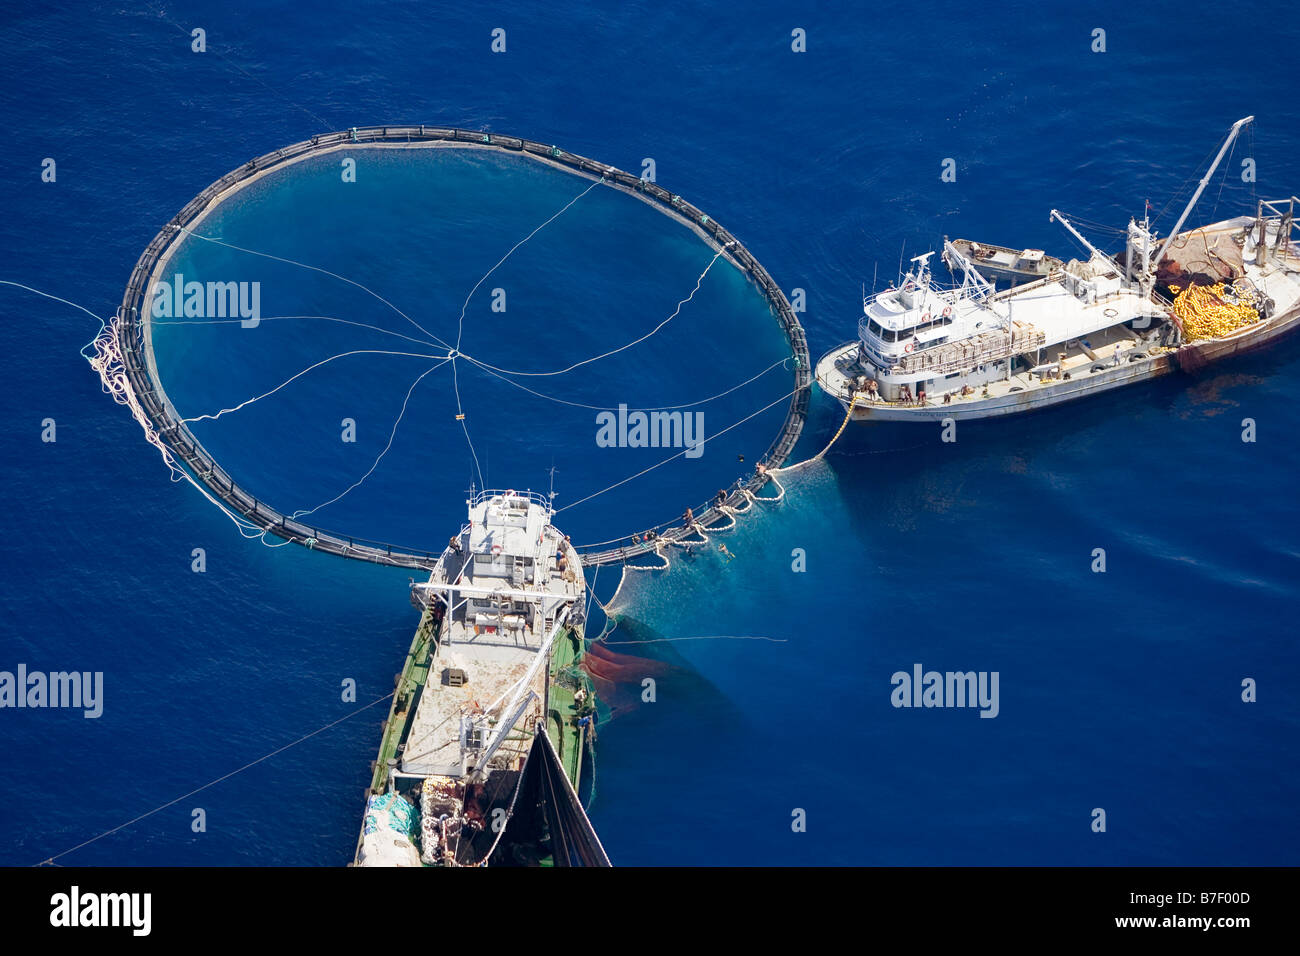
top-left (1, 279), bottom-right (110, 356)
top-left (150, 5), bottom-right (336, 131)
top-left (775, 393), bottom-right (859, 473)
top-left (34, 692), bottom-right (394, 866)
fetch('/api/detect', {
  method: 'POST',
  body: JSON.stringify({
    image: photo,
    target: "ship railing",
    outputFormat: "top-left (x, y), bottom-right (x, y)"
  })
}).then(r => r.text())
top-left (470, 488), bottom-right (554, 511)
top-left (892, 328), bottom-right (1046, 376)
top-left (1256, 198), bottom-right (1300, 262)
top-left (989, 272), bottom-right (1060, 299)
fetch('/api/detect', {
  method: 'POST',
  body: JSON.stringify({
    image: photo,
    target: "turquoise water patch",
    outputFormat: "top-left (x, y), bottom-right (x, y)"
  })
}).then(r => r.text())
top-left (148, 146), bottom-right (795, 548)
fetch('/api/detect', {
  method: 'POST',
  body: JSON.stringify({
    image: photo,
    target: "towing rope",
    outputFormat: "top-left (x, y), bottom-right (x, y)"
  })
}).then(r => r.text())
top-left (776, 393), bottom-right (859, 474)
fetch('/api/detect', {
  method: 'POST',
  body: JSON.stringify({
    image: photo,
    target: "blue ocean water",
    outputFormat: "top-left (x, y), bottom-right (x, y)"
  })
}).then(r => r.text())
top-left (2, 1), bottom-right (1298, 866)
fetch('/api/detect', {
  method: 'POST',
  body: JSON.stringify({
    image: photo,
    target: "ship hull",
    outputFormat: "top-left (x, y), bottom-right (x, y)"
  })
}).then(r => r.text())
top-left (817, 298), bottom-right (1300, 423)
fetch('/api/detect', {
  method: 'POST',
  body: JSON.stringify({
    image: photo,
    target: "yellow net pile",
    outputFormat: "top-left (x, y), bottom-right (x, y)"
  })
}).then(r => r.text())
top-left (1168, 280), bottom-right (1260, 342)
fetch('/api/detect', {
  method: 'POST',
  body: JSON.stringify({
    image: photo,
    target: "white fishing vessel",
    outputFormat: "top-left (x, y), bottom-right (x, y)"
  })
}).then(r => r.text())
top-left (816, 116), bottom-right (1300, 422)
top-left (353, 489), bottom-right (608, 867)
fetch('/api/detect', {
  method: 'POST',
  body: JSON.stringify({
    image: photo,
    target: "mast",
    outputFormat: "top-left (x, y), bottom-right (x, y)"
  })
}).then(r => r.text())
top-left (1150, 116), bottom-right (1254, 269)
top-left (941, 238), bottom-right (995, 300)
top-left (1050, 209), bottom-right (1112, 265)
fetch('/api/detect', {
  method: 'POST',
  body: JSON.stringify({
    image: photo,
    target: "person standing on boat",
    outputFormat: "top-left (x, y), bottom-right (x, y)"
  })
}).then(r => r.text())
top-left (1113, 341), bottom-right (1124, 367)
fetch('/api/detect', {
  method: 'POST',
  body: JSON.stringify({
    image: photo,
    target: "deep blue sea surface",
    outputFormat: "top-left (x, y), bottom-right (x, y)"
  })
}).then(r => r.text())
top-left (1, 1), bottom-right (1298, 866)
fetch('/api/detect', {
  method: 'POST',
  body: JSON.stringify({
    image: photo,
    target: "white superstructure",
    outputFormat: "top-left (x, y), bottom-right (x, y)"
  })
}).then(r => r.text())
top-left (817, 117), bottom-right (1300, 422)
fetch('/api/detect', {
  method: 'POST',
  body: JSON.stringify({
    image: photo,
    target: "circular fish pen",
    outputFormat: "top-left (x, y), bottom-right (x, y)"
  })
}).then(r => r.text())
top-left (107, 126), bottom-right (810, 567)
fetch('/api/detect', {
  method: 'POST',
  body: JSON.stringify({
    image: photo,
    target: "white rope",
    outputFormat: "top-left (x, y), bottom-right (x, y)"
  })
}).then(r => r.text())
top-left (85, 313), bottom-right (268, 540)
top-left (453, 175), bottom-right (606, 353)
top-left (2, 280), bottom-right (109, 354)
top-left (150, 313), bottom-right (448, 349)
top-left (728, 490), bottom-right (755, 514)
top-left (176, 226), bottom-right (450, 349)
top-left (475, 738), bottom-right (532, 867)
top-left (452, 357), bottom-right (485, 490)
top-left (181, 347), bottom-right (449, 424)
top-left (620, 545), bottom-right (669, 571)
top-left (291, 357), bottom-right (452, 519)
top-left (458, 353), bottom-right (789, 412)
top-left (705, 508), bottom-right (736, 532)
top-left (667, 524), bottom-right (710, 546)
top-left (751, 470), bottom-right (786, 501)
top-left (34, 692), bottom-right (394, 866)
top-left (464, 242), bottom-right (735, 378)
top-left (557, 382), bottom-right (802, 514)
top-left (152, 5), bottom-right (335, 130)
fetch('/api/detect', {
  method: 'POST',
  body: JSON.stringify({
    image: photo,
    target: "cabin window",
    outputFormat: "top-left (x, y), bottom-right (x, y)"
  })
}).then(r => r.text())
top-left (893, 316), bottom-right (953, 340)
top-left (866, 320), bottom-right (899, 342)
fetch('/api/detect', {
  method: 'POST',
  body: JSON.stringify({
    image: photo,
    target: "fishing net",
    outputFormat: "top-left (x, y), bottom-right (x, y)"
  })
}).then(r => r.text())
top-left (1169, 279), bottom-right (1261, 342)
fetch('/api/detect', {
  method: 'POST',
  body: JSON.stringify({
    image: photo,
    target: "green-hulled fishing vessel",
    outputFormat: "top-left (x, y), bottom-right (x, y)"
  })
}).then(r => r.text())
top-left (353, 489), bottom-right (608, 867)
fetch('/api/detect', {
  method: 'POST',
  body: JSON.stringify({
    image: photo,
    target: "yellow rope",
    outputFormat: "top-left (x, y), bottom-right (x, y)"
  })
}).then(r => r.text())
top-left (813, 392), bottom-right (860, 461)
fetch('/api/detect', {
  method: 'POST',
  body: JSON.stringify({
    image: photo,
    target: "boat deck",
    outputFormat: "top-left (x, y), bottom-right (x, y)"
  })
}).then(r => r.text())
top-left (546, 626), bottom-right (590, 786)
top-left (401, 639), bottom-right (541, 777)
top-left (939, 323), bottom-right (1145, 407)
top-left (981, 277), bottom-right (1161, 346)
